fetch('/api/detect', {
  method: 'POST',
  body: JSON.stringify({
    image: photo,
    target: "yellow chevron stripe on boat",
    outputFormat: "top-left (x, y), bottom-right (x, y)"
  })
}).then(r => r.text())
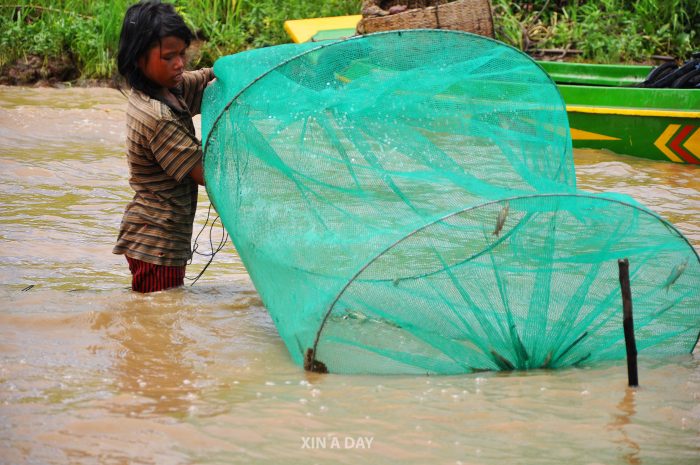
top-left (683, 127), bottom-right (700, 157)
top-left (570, 128), bottom-right (620, 141)
top-left (567, 105), bottom-right (700, 119)
top-left (284, 15), bottom-right (362, 43)
top-left (653, 124), bottom-right (684, 163)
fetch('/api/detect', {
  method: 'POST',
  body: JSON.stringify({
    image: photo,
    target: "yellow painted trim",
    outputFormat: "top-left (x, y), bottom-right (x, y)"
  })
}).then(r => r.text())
top-left (653, 124), bottom-right (684, 163)
top-left (682, 127), bottom-right (700, 157)
top-left (284, 15), bottom-right (362, 44)
top-left (567, 105), bottom-right (700, 119)
top-left (570, 128), bottom-right (620, 141)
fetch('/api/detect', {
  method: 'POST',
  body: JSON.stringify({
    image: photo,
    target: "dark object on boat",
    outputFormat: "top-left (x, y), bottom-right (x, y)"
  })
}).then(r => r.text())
top-left (638, 53), bottom-right (700, 88)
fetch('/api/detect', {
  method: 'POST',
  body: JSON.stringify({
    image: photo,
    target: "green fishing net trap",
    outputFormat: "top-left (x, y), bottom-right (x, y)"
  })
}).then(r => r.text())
top-left (201, 30), bottom-right (700, 375)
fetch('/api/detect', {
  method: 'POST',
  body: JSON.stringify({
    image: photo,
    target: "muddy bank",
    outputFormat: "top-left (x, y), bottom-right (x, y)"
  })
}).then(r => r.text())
top-left (0, 39), bottom-right (207, 88)
top-left (1, 54), bottom-right (82, 87)
top-left (0, 54), bottom-right (119, 88)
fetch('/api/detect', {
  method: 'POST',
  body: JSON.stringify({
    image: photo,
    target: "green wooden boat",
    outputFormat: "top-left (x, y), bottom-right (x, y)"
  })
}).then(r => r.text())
top-left (282, 18), bottom-right (700, 164)
top-left (538, 61), bottom-right (700, 165)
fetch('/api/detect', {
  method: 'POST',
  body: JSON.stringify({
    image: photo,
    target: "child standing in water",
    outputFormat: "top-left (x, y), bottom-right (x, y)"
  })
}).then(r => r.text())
top-left (113, 0), bottom-right (215, 292)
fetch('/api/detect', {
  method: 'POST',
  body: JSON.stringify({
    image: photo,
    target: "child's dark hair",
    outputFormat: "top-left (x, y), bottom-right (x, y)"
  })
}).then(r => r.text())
top-left (117, 0), bottom-right (193, 96)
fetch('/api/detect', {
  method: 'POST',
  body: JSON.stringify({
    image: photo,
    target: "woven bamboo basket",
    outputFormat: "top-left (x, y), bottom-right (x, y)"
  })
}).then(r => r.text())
top-left (356, 0), bottom-right (494, 37)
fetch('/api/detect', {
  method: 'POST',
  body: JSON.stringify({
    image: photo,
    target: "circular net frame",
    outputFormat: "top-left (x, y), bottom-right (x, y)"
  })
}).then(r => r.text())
top-left (202, 30), bottom-right (700, 374)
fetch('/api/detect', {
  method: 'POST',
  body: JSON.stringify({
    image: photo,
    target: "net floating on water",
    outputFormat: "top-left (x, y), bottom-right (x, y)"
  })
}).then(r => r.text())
top-left (202, 30), bottom-right (700, 375)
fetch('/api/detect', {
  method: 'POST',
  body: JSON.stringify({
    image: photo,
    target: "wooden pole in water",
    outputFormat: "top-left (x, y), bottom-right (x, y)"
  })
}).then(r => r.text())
top-left (618, 259), bottom-right (638, 387)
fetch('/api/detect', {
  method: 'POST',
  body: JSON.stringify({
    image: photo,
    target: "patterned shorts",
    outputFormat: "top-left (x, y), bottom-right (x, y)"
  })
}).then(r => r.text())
top-left (125, 256), bottom-right (186, 293)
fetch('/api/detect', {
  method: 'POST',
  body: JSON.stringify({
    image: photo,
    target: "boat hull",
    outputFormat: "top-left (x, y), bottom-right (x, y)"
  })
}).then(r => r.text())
top-left (568, 110), bottom-right (700, 164)
top-left (557, 84), bottom-right (700, 164)
top-left (282, 16), bottom-right (700, 164)
top-left (540, 62), bottom-right (700, 164)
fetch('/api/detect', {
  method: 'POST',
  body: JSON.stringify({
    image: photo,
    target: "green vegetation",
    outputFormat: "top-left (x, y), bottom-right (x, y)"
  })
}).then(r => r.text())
top-left (492, 0), bottom-right (700, 63)
top-left (179, 0), bottom-right (361, 62)
top-left (1, 1), bottom-right (130, 80)
top-left (0, 0), bottom-right (698, 83)
top-left (0, 0), bottom-right (360, 82)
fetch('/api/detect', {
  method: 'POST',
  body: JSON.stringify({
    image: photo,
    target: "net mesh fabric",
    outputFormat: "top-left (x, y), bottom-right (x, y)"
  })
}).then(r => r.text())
top-left (201, 30), bottom-right (700, 375)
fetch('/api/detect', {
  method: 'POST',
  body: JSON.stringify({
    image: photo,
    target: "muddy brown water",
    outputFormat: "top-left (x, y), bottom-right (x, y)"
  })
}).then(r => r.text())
top-left (1, 86), bottom-right (698, 465)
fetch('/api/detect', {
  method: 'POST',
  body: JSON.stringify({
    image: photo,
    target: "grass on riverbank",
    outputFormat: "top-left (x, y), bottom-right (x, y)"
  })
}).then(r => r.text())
top-left (492, 0), bottom-right (699, 63)
top-left (1, 0), bottom-right (698, 84)
top-left (0, 0), bottom-right (361, 83)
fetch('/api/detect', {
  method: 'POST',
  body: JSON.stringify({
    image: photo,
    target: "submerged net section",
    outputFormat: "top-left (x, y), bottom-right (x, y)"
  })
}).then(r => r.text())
top-left (202, 30), bottom-right (700, 374)
top-left (316, 193), bottom-right (699, 374)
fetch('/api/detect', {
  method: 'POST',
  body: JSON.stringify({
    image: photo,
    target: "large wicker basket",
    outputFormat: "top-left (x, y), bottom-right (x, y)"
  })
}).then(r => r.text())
top-left (357, 0), bottom-right (494, 37)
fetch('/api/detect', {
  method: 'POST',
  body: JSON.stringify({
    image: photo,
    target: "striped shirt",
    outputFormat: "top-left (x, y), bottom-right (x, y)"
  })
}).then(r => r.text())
top-left (113, 68), bottom-right (214, 266)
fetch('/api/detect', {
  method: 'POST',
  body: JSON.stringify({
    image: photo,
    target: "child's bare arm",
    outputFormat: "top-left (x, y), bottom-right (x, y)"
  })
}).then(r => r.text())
top-left (189, 160), bottom-right (205, 186)
top-left (181, 68), bottom-right (215, 115)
